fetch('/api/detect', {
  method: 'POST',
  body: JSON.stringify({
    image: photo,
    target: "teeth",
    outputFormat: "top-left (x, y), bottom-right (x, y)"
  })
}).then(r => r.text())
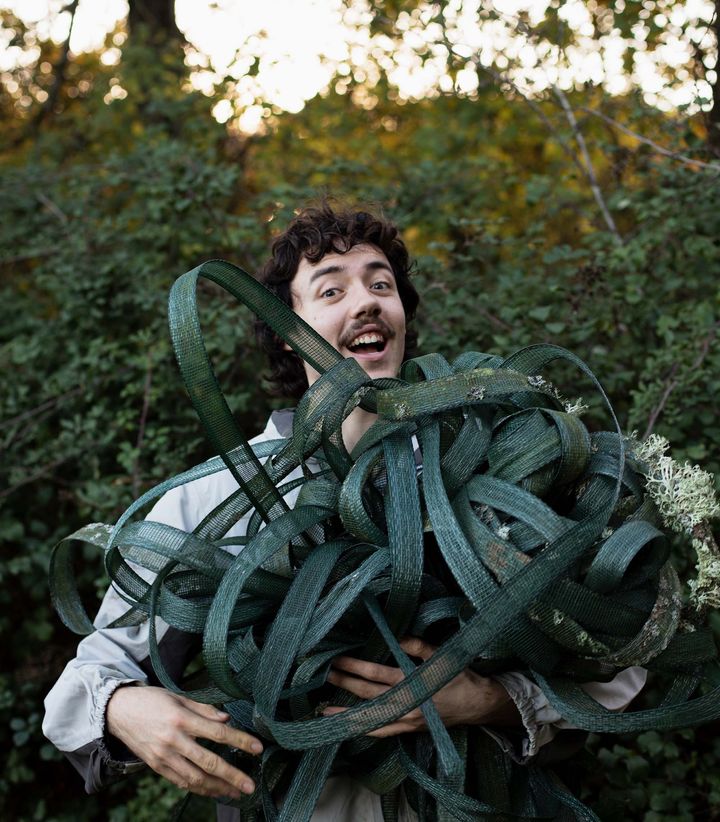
top-left (350, 333), bottom-right (384, 348)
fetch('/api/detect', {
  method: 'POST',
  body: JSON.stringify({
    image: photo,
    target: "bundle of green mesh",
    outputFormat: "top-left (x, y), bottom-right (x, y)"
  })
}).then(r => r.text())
top-left (51, 260), bottom-right (720, 821)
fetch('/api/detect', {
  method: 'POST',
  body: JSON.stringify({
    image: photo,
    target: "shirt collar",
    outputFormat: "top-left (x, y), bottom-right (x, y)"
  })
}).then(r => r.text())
top-left (266, 408), bottom-right (295, 439)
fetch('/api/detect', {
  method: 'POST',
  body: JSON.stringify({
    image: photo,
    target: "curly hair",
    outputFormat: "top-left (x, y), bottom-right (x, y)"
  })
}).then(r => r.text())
top-left (255, 203), bottom-right (420, 400)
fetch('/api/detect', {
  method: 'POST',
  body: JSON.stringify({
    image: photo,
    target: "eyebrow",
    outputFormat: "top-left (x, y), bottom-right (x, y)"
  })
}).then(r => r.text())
top-left (308, 260), bottom-right (394, 284)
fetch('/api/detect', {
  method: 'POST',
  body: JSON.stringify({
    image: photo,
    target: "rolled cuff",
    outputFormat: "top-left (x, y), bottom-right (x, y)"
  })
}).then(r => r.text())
top-left (484, 672), bottom-right (545, 762)
top-left (483, 667), bottom-right (647, 764)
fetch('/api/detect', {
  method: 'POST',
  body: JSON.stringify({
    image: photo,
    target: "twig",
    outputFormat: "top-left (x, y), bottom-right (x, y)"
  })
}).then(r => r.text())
top-left (51, 475), bottom-right (123, 513)
top-left (131, 360), bottom-right (153, 498)
top-left (26, 0), bottom-right (80, 137)
top-left (1, 367), bottom-right (134, 452)
top-left (2, 406), bottom-right (58, 452)
top-left (1, 385), bottom-right (85, 431)
top-left (643, 322), bottom-right (719, 438)
top-left (0, 455), bottom-right (73, 500)
top-left (580, 106), bottom-right (720, 171)
top-left (0, 248), bottom-right (58, 265)
top-left (553, 85), bottom-right (623, 245)
top-left (480, 307), bottom-right (513, 331)
top-left (36, 192), bottom-right (69, 224)
top-left (474, 62), bottom-right (626, 241)
top-left (474, 61), bottom-right (590, 181)
top-left (643, 363), bottom-right (679, 439)
top-left (468, 5), bottom-right (627, 237)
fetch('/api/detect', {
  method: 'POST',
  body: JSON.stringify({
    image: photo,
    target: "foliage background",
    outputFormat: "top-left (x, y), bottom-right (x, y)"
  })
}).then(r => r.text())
top-left (1, 1), bottom-right (719, 819)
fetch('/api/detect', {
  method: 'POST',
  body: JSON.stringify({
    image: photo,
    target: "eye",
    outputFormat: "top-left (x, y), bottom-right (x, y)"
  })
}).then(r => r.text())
top-left (320, 287), bottom-right (339, 298)
top-left (370, 280), bottom-right (391, 291)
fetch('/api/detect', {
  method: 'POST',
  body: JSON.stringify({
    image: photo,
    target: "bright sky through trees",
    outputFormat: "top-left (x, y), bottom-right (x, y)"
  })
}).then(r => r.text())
top-left (3, 0), bottom-right (717, 131)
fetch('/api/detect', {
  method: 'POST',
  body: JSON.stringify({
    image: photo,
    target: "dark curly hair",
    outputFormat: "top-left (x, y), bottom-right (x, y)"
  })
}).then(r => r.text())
top-left (255, 203), bottom-right (420, 400)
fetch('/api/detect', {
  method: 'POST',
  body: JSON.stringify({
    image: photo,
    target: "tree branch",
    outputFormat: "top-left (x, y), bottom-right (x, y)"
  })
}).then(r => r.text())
top-left (36, 192), bottom-right (69, 224)
top-left (643, 363), bottom-right (679, 440)
top-left (0, 455), bottom-right (74, 500)
top-left (479, 307), bottom-right (513, 332)
top-left (474, 62), bottom-right (627, 241)
top-left (1, 248), bottom-right (59, 264)
top-left (0, 367), bottom-right (134, 451)
top-left (580, 106), bottom-right (720, 171)
top-left (552, 85), bottom-right (623, 245)
top-left (473, 61), bottom-right (590, 182)
top-left (1, 385), bottom-right (85, 431)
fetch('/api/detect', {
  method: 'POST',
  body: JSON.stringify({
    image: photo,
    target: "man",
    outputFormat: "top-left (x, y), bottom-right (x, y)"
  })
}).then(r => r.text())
top-left (44, 203), bottom-right (645, 819)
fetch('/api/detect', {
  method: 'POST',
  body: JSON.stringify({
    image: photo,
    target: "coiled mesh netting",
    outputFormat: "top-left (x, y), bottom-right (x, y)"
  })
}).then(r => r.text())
top-left (51, 260), bottom-right (720, 821)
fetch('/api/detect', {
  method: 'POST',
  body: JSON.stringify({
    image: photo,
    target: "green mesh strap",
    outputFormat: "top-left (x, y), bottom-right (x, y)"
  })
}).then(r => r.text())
top-left (50, 258), bottom-right (720, 822)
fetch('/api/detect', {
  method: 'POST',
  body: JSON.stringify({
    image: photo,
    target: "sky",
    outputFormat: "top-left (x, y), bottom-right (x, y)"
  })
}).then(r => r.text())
top-left (3, 0), bottom-right (717, 132)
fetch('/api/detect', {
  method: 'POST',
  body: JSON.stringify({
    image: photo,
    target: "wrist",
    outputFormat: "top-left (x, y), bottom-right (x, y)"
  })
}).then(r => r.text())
top-left (105, 681), bottom-right (141, 742)
top-left (103, 682), bottom-right (146, 768)
top-left (470, 673), bottom-right (521, 727)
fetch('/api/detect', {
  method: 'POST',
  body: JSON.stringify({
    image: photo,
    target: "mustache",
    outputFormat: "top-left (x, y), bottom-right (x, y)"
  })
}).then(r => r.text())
top-left (339, 318), bottom-right (396, 348)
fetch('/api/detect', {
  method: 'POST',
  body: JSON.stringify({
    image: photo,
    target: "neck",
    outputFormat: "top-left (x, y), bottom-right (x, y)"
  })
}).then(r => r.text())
top-left (341, 405), bottom-right (377, 454)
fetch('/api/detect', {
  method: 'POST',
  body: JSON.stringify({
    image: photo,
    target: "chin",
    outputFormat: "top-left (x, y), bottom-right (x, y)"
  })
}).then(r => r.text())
top-left (360, 363), bottom-right (398, 380)
top-left (343, 348), bottom-right (401, 380)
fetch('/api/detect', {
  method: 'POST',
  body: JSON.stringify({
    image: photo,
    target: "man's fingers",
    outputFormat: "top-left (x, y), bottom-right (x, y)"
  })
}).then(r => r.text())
top-left (182, 711), bottom-right (263, 754)
top-left (178, 696), bottom-right (230, 722)
top-left (331, 656), bottom-right (404, 685)
top-left (399, 636), bottom-right (436, 660)
top-left (321, 706), bottom-right (347, 717)
top-left (321, 706), bottom-right (418, 737)
top-left (172, 738), bottom-right (257, 795)
top-left (367, 721), bottom-right (415, 738)
top-left (327, 669), bottom-right (391, 699)
top-left (160, 755), bottom-right (253, 799)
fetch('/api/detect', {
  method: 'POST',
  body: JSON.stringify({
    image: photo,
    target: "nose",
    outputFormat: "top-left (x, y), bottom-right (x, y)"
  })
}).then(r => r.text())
top-left (351, 286), bottom-right (381, 318)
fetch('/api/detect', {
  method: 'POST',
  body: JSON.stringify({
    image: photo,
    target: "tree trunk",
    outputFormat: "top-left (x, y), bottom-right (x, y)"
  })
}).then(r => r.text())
top-left (127, 0), bottom-right (183, 44)
top-left (22, 0), bottom-right (79, 141)
top-left (708, 0), bottom-right (720, 153)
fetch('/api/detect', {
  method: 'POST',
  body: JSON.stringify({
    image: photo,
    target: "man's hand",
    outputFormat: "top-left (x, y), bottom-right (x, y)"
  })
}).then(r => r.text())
top-left (323, 637), bottom-right (520, 737)
top-left (106, 685), bottom-right (262, 799)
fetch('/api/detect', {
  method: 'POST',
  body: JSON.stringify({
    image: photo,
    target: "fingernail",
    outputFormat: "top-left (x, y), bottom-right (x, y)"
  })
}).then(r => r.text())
top-left (242, 780), bottom-right (255, 794)
top-left (251, 741), bottom-right (263, 754)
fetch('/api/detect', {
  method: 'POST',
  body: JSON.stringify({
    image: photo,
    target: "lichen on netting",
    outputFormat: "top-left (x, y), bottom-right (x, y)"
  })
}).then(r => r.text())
top-left (629, 431), bottom-right (720, 610)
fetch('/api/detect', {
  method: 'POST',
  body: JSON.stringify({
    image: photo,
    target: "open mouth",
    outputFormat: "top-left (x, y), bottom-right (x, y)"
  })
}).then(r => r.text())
top-left (347, 332), bottom-right (387, 354)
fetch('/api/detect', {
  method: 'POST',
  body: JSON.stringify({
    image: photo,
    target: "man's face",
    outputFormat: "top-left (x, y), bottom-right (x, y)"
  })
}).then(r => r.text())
top-left (290, 243), bottom-right (407, 386)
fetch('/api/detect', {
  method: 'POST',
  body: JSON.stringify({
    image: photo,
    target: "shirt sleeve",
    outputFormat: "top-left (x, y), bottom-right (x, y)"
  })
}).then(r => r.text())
top-left (42, 481), bottom-right (206, 792)
top-left (486, 667), bottom-right (648, 762)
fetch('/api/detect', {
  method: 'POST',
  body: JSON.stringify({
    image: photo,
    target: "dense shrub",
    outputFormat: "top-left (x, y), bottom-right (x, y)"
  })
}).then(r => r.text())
top-left (1, 22), bottom-right (718, 821)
